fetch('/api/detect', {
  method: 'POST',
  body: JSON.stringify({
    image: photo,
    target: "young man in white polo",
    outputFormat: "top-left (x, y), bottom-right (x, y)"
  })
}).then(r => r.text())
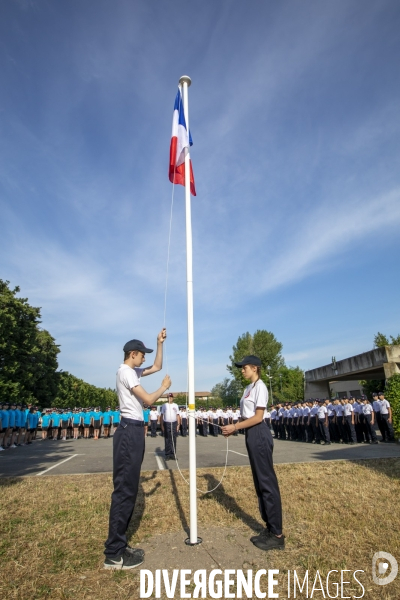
top-left (104, 329), bottom-right (171, 570)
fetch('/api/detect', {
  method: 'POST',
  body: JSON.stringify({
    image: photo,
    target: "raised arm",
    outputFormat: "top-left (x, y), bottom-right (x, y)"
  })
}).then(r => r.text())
top-left (142, 329), bottom-right (167, 376)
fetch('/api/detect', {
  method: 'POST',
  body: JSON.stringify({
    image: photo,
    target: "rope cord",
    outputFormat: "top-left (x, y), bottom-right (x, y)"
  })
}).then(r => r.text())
top-left (169, 413), bottom-right (230, 495)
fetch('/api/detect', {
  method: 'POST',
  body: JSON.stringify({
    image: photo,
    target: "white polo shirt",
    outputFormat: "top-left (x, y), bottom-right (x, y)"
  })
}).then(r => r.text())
top-left (343, 403), bottom-right (353, 417)
top-left (240, 380), bottom-right (268, 419)
top-left (362, 403), bottom-right (373, 416)
top-left (380, 399), bottom-right (390, 415)
top-left (116, 364), bottom-right (144, 421)
top-left (161, 402), bottom-right (179, 423)
top-left (150, 410), bottom-right (158, 421)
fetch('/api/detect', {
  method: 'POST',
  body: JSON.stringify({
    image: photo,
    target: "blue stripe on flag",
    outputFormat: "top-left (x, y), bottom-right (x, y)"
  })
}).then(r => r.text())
top-left (174, 89), bottom-right (193, 146)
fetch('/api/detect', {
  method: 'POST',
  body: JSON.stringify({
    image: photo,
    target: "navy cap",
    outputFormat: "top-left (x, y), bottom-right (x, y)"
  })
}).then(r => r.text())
top-left (123, 339), bottom-right (153, 354)
top-left (234, 355), bottom-right (261, 368)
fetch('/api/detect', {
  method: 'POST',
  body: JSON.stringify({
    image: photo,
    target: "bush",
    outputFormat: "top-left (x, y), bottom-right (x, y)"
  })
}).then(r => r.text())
top-left (385, 374), bottom-right (400, 438)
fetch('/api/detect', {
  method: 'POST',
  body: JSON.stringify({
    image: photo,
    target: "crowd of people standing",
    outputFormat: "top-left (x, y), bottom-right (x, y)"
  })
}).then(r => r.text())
top-left (268, 393), bottom-right (395, 445)
top-left (0, 404), bottom-right (121, 449)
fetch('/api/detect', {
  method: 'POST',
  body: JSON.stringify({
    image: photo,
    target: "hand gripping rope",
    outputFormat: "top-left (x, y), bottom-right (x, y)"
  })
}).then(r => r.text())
top-left (163, 140), bottom-right (230, 495)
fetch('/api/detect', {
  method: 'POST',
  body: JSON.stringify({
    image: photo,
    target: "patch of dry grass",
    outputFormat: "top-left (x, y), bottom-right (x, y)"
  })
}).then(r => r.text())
top-left (0, 459), bottom-right (399, 599)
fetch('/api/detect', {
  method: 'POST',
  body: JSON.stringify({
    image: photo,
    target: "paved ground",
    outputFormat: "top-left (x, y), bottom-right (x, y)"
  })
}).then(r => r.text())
top-left (0, 432), bottom-right (399, 477)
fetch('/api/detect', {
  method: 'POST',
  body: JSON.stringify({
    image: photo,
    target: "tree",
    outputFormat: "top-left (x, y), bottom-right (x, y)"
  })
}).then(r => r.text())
top-left (374, 332), bottom-right (400, 347)
top-left (227, 330), bottom-right (285, 389)
top-left (359, 379), bottom-right (385, 400)
top-left (222, 330), bottom-right (304, 401)
top-left (384, 374), bottom-right (400, 438)
top-left (53, 371), bottom-right (117, 410)
top-left (211, 377), bottom-right (243, 406)
top-left (273, 366), bottom-right (304, 402)
top-left (0, 279), bottom-right (60, 404)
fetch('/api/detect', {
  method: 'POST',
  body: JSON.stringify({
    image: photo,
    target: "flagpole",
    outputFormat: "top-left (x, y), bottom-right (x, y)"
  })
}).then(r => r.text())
top-left (179, 75), bottom-right (201, 546)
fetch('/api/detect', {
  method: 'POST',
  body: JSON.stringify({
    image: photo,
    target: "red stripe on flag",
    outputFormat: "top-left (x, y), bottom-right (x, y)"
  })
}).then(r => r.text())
top-left (169, 137), bottom-right (196, 196)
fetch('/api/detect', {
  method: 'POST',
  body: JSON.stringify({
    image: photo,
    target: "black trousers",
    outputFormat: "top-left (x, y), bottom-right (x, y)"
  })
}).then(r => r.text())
top-left (344, 416), bottom-right (356, 443)
top-left (318, 419), bottom-right (330, 442)
top-left (336, 416), bottom-right (347, 442)
top-left (245, 421), bottom-right (283, 535)
top-left (364, 414), bottom-right (377, 442)
top-left (150, 420), bottom-right (157, 437)
top-left (104, 418), bottom-right (145, 557)
top-left (381, 414), bottom-right (395, 441)
top-left (164, 421), bottom-right (178, 456)
top-left (181, 418), bottom-right (188, 436)
top-left (375, 412), bottom-right (385, 439)
top-left (213, 418), bottom-right (219, 436)
top-left (311, 417), bottom-right (320, 442)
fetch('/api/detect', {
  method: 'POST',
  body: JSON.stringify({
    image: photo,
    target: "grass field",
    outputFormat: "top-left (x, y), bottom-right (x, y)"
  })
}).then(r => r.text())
top-left (0, 459), bottom-right (399, 599)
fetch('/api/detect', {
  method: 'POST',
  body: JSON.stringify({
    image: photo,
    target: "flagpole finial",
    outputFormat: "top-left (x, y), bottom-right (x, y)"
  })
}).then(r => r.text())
top-left (179, 75), bottom-right (191, 87)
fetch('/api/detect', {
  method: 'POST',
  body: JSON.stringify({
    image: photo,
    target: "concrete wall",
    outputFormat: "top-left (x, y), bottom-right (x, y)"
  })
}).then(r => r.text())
top-left (304, 345), bottom-right (400, 399)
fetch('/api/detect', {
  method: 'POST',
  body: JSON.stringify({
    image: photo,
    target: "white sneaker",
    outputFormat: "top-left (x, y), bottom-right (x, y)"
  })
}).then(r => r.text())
top-left (0, 447), bottom-right (4, 451)
top-left (10, 444), bottom-right (17, 448)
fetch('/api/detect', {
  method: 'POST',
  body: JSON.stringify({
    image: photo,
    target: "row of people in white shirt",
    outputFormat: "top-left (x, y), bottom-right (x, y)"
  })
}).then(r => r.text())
top-left (146, 405), bottom-right (242, 437)
top-left (269, 394), bottom-right (395, 444)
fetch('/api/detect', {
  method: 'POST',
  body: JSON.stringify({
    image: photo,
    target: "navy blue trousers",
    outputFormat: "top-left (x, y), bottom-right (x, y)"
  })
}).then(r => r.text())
top-left (104, 418), bottom-right (145, 557)
top-left (245, 421), bottom-right (283, 535)
top-left (164, 421), bottom-right (178, 456)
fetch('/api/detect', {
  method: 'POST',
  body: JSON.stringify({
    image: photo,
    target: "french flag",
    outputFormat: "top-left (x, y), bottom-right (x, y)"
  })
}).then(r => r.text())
top-left (169, 86), bottom-right (196, 196)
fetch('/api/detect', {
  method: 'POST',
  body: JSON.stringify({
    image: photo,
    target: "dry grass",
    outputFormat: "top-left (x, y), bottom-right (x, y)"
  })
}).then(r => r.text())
top-left (0, 459), bottom-right (399, 599)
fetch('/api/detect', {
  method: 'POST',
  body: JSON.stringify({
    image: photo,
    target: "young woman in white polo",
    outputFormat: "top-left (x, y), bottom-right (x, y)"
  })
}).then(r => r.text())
top-left (222, 355), bottom-right (285, 551)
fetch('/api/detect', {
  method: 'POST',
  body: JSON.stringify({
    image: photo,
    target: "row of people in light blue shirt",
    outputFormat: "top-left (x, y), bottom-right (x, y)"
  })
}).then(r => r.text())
top-left (0, 402), bottom-right (41, 448)
top-left (40, 407), bottom-right (121, 440)
top-left (0, 402), bottom-right (121, 446)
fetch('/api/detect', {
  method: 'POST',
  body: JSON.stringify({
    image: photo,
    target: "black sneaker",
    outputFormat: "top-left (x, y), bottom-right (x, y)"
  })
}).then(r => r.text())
top-left (126, 545), bottom-right (144, 556)
top-left (252, 530), bottom-right (285, 551)
top-left (104, 549), bottom-right (144, 570)
top-left (250, 528), bottom-right (268, 543)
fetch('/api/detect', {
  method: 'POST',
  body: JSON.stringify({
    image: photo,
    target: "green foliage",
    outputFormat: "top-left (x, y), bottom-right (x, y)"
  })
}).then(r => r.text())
top-left (0, 279), bottom-right (117, 409)
top-left (273, 366), bottom-right (304, 402)
top-left (227, 330), bottom-right (285, 389)
top-left (374, 332), bottom-right (400, 347)
top-left (384, 374), bottom-right (400, 437)
top-left (218, 330), bottom-right (304, 402)
top-left (211, 377), bottom-right (243, 406)
top-left (52, 371), bottom-right (117, 410)
top-left (0, 279), bottom-right (60, 404)
top-left (174, 393), bottom-right (187, 404)
top-left (359, 379), bottom-right (385, 400)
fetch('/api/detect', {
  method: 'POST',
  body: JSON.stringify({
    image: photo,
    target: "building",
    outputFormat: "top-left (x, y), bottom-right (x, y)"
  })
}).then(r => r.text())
top-left (305, 345), bottom-right (400, 399)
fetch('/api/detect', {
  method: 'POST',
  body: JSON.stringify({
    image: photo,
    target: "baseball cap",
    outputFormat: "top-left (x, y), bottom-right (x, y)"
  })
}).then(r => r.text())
top-left (234, 355), bottom-right (261, 368)
top-left (123, 339), bottom-right (153, 353)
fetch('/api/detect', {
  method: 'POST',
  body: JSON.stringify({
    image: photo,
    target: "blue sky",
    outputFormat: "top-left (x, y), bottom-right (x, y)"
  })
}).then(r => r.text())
top-left (1, 1), bottom-right (399, 393)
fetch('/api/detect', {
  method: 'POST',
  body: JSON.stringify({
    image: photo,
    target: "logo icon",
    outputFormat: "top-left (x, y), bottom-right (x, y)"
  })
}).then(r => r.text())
top-left (372, 552), bottom-right (398, 586)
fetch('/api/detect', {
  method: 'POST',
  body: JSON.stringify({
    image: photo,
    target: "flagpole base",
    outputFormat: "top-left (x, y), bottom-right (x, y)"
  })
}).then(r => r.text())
top-left (185, 537), bottom-right (202, 546)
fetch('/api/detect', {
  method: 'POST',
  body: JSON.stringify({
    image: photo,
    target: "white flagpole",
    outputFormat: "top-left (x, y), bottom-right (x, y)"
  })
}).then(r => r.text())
top-left (179, 75), bottom-right (200, 546)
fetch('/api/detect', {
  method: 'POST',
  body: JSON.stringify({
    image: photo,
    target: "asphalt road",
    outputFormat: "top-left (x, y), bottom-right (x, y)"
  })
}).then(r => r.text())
top-left (0, 432), bottom-right (399, 478)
